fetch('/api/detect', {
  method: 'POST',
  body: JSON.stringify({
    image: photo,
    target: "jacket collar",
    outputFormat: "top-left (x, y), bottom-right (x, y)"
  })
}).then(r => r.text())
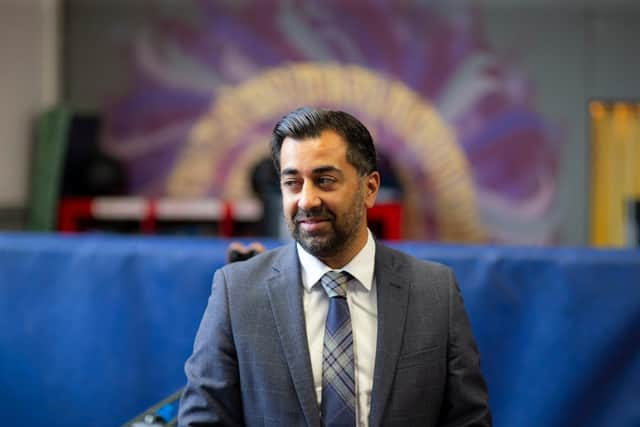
top-left (266, 243), bottom-right (321, 427)
top-left (368, 242), bottom-right (411, 427)
top-left (265, 241), bottom-right (412, 427)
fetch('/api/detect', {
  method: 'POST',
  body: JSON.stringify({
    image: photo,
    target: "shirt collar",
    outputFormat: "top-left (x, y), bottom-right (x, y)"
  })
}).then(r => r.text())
top-left (297, 229), bottom-right (376, 292)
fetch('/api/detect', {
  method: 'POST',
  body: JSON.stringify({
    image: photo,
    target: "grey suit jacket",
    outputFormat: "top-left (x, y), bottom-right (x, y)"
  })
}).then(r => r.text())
top-left (179, 242), bottom-right (491, 426)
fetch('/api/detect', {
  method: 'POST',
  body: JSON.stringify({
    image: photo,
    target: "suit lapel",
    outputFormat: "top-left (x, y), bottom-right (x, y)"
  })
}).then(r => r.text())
top-left (266, 244), bottom-right (321, 427)
top-left (369, 243), bottom-right (411, 427)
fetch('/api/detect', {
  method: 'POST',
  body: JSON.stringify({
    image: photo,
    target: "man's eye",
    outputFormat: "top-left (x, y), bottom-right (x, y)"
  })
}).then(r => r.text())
top-left (317, 177), bottom-right (336, 186)
top-left (282, 180), bottom-right (300, 188)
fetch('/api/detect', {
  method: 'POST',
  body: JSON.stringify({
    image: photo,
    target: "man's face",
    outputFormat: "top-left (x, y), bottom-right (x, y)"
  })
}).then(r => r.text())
top-left (279, 130), bottom-right (379, 266)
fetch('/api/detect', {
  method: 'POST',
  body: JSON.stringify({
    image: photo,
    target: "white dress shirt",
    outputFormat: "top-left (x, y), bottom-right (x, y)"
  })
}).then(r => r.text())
top-left (297, 229), bottom-right (378, 427)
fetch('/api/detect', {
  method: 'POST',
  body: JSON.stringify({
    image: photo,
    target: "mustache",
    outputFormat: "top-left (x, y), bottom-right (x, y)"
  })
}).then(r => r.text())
top-left (293, 207), bottom-right (335, 222)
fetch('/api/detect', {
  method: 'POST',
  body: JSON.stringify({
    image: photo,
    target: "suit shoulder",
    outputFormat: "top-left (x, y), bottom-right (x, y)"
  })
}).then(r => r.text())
top-left (218, 244), bottom-right (291, 280)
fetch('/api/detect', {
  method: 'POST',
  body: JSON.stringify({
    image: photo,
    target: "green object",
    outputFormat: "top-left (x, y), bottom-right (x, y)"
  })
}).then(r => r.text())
top-left (27, 107), bottom-right (72, 231)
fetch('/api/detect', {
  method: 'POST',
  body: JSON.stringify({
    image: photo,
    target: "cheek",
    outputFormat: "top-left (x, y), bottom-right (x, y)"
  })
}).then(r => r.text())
top-left (281, 194), bottom-right (297, 218)
top-left (318, 195), bottom-right (341, 215)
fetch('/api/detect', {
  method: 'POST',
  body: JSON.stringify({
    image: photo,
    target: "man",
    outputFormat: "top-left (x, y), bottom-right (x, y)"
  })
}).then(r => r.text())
top-left (179, 107), bottom-right (491, 426)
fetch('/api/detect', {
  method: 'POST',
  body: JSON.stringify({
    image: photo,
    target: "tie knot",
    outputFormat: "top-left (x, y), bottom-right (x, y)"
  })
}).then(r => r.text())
top-left (321, 271), bottom-right (350, 298)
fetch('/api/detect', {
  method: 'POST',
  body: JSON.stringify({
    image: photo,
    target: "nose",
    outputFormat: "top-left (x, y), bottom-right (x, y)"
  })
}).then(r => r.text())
top-left (298, 182), bottom-right (321, 211)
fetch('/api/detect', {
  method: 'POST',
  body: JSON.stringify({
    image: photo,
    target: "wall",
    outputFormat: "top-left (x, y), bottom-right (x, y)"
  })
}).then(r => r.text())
top-left (3, 0), bottom-right (640, 244)
top-left (0, 0), bottom-right (60, 229)
top-left (481, 1), bottom-right (640, 245)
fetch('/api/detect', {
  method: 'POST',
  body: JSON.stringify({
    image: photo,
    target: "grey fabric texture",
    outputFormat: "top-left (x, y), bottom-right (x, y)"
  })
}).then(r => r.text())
top-left (178, 242), bottom-right (491, 427)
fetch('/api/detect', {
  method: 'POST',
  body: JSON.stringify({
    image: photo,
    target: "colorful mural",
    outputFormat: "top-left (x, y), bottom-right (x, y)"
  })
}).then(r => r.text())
top-left (104, 0), bottom-right (562, 243)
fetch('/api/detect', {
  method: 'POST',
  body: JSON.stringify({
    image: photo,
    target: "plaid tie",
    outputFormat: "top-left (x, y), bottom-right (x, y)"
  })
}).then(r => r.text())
top-left (320, 271), bottom-right (356, 426)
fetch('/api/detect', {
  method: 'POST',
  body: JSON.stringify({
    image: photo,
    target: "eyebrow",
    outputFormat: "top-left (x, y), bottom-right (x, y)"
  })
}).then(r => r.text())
top-left (280, 166), bottom-right (343, 177)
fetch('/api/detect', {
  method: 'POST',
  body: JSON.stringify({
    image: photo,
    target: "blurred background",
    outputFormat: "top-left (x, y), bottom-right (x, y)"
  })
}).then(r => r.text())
top-left (2, 0), bottom-right (639, 246)
top-left (1, 1), bottom-right (639, 426)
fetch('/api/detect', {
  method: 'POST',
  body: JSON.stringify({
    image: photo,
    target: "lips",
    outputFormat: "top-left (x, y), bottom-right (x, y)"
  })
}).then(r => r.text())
top-left (294, 210), bottom-right (332, 224)
top-left (297, 217), bottom-right (329, 223)
top-left (296, 217), bottom-right (331, 232)
top-left (293, 207), bottom-right (334, 233)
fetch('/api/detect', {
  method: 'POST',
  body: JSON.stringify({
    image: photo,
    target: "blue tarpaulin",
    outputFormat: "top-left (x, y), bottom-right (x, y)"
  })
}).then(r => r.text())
top-left (0, 232), bottom-right (639, 426)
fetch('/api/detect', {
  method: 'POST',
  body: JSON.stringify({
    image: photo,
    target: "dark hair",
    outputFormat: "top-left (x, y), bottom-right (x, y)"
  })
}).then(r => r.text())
top-left (271, 107), bottom-right (378, 176)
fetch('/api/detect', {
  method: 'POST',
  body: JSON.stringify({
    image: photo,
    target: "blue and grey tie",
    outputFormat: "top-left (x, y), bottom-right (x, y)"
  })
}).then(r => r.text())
top-left (320, 271), bottom-right (356, 426)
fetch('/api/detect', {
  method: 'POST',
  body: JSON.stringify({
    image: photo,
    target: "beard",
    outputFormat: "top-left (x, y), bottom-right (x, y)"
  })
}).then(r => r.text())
top-left (287, 186), bottom-right (366, 259)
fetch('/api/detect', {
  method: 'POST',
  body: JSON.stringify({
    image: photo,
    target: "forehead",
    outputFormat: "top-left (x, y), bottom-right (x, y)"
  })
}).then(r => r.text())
top-left (279, 130), bottom-right (350, 170)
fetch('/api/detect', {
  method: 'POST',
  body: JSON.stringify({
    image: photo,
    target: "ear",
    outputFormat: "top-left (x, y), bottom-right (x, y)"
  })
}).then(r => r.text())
top-left (364, 171), bottom-right (380, 209)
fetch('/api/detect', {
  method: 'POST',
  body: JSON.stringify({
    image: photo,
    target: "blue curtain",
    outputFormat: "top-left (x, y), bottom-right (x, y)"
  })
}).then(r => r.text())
top-left (0, 233), bottom-right (638, 426)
